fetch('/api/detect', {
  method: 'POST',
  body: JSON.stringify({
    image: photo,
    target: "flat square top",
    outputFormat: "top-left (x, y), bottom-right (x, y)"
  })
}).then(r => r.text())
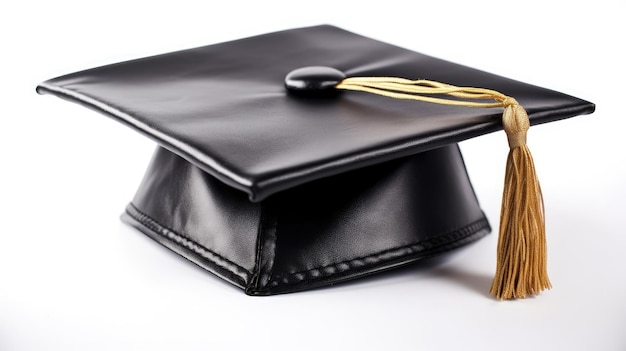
top-left (38, 25), bottom-right (594, 201)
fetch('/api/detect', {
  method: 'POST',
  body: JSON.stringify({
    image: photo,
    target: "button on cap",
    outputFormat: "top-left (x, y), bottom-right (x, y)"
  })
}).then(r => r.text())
top-left (285, 66), bottom-right (346, 97)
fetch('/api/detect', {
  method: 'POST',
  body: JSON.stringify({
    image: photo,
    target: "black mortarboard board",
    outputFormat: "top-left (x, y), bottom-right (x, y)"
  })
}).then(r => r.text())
top-left (37, 25), bottom-right (594, 298)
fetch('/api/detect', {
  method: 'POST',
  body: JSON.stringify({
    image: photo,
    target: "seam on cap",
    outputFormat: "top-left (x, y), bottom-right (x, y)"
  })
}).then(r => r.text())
top-left (266, 218), bottom-right (490, 288)
top-left (125, 203), bottom-right (252, 281)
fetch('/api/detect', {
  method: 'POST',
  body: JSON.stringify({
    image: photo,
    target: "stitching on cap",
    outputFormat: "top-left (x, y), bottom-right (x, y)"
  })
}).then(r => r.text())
top-left (126, 202), bottom-right (488, 291)
top-left (126, 203), bottom-right (252, 279)
top-left (268, 218), bottom-right (489, 287)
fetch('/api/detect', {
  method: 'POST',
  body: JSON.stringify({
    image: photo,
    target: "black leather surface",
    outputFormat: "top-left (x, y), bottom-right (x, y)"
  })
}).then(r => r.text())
top-left (124, 145), bottom-right (489, 295)
top-left (37, 25), bottom-right (595, 202)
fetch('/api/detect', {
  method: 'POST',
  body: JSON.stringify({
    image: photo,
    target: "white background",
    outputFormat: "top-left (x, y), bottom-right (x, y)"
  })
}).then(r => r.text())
top-left (2, 1), bottom-right (625, 350)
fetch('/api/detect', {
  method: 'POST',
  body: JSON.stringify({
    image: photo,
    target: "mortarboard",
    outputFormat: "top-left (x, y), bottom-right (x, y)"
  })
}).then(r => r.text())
top-left (37, 25), bottom-right (594, 299)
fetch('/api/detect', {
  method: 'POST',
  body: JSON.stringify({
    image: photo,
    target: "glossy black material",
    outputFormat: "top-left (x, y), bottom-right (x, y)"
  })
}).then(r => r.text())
top-left (285, 66), bottom-right (346, 97)
top-left (37, 25), bottom-right (594, 294)
top-left (123, 145), bottom-right (490, 295)
top-left (36, 25), bottom-right (595, 203)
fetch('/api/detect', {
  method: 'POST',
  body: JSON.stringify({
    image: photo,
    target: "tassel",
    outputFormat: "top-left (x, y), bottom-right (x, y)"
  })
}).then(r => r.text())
top-left (335, 77), bottom-right (551, 299)
top-left (489, 100), bottom-right (551, 299)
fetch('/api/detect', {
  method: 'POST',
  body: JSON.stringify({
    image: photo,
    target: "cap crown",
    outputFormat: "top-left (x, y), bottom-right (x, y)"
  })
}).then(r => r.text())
top-left (38, 25), bottom-right (594, 201)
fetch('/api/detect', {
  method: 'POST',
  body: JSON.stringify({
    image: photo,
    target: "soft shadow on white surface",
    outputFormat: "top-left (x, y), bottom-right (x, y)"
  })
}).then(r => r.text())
top-left (431, 266), bottom-right (495, 299)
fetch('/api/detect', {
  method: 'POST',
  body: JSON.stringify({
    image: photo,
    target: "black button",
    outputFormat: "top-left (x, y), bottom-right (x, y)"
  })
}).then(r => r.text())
top-left (285, 66), bottom-right (346, 97)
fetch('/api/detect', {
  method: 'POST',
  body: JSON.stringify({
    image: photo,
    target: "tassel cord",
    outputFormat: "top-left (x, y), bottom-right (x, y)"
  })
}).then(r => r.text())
top-left (336, 77), bottom-right (551, 299)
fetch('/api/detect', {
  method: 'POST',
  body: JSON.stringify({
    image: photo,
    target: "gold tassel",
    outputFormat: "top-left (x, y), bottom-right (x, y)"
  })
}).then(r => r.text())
top-left (335, 78), bottom-right (551, 299)
top-left (489, 100), bottom-right (551, 299)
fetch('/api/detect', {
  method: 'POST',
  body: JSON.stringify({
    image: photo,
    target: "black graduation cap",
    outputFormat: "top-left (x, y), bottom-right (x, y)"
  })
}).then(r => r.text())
top-left (37, 25), bottom-right (594, 299)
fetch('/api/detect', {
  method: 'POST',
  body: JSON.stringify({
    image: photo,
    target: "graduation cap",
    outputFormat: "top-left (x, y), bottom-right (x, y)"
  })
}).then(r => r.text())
top-left (37, 25), bottom-right (594, 299)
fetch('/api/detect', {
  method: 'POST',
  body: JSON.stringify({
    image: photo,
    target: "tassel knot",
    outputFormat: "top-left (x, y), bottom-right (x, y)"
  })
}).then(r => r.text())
top-left (503, 101), bottom-right (529, 149)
